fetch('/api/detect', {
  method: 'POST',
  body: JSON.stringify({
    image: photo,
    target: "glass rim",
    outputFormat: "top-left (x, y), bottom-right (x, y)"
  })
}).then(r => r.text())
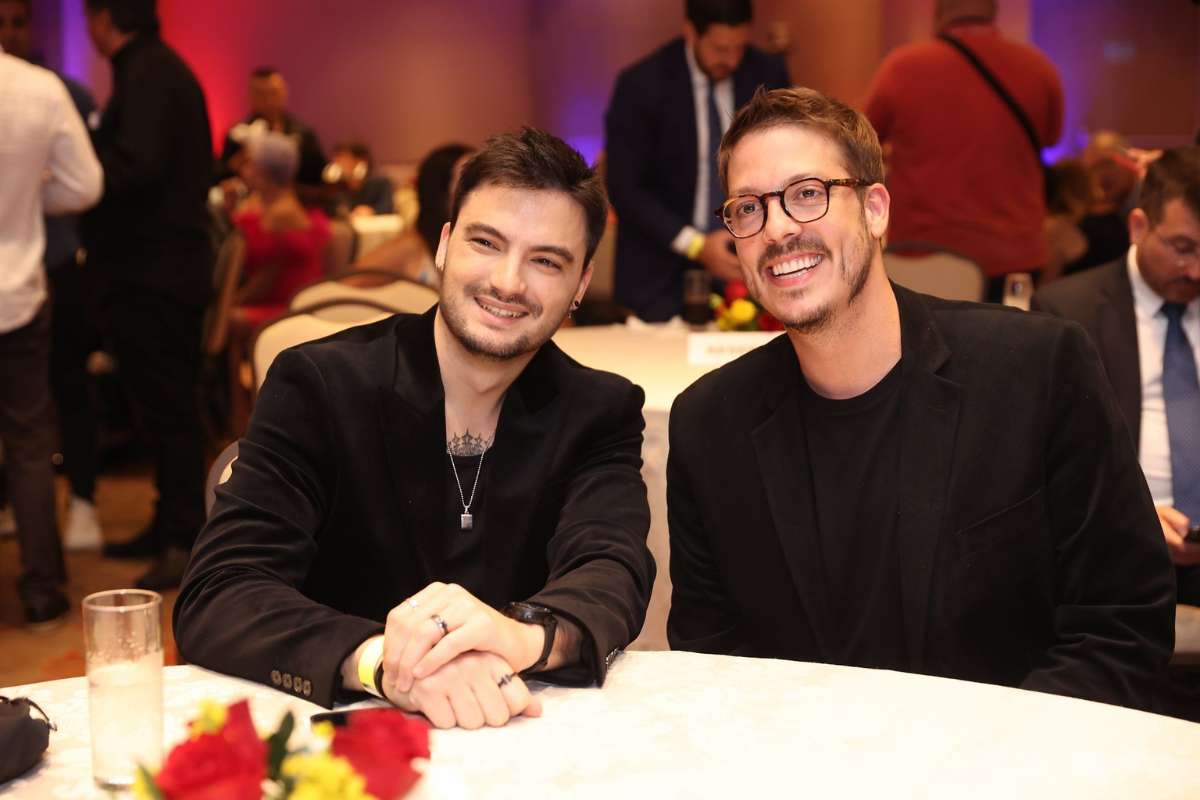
top-left (82, 588), bottom-right (163, 612)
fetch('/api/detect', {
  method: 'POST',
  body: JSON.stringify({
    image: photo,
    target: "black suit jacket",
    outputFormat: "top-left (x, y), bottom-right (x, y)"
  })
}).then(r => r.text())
top-left (84, 34), bottom-right (214, 308)
top-left (1030, 259), bottom-right (1141, 448)
top-left (667, 285), bottom-right (1174, 710)
top-left (1032, 258), bottom-right (1200, 604)
top-left (174, 310), bottom-right (655, 707)
top-left (605, 39), bottom-right (790, 322)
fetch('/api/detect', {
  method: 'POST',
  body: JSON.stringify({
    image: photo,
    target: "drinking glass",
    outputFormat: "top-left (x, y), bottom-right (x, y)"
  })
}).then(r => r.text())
top-left (82, 589), bottom-right (164, 790)
top-left (682, 268), bottom-right (713, 326)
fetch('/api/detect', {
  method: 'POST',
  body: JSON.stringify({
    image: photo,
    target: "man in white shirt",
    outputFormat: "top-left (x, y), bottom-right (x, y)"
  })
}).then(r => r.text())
top-left (1033, 147), bottom-right (1200, 604)
top-left (0, 47), bottom-right (103, 627)
top-left (604, 0), bottom-right (789, 321)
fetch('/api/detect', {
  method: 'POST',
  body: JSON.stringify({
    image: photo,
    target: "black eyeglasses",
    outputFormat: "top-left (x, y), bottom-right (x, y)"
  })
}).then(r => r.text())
top-left (715, 177), bottom-right (868, 239)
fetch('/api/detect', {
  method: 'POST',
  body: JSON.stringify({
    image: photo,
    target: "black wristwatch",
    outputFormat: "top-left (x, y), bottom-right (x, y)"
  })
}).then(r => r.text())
top-left (503, 602), bottom-right (557, 674)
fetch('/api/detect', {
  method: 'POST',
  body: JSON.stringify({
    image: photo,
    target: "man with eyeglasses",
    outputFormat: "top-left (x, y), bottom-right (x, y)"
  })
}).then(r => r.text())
top-left (666, 87), bottom-right (1174, 712)
top-left (1034, 148), bottom-right (1200, 609)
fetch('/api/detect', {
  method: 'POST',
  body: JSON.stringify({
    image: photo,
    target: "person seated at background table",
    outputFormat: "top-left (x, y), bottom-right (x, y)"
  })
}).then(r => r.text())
top-left (326, 140), bottom-right (395, 217)
top-left (354, 142), bottom-right (475, 287)
top-left (665, 87), bottom-right (1175, 712)
top-left (217, 66), bottom-right (328, 207)
top-left (174, 128), bottom-right (655, 729)
top-left (1040, 158), bottom-right (1093, 285)
top-left (231, 131), bottom-right (331, 330)
top-left (1032, 147), bottom-right (1200, 607)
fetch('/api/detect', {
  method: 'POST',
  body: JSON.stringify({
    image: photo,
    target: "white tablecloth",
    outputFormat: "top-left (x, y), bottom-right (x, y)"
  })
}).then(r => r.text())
top-left (4, 653), bottom-right (1199, 798)
top-left (552, 323), bottom-right (781, 649)
top-left (350, 213), bottom-right (404, 255)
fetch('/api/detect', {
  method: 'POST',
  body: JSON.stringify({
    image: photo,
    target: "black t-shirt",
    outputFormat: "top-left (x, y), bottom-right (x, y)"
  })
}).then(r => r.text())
top-left (799, 359), bottom-right (908, 670)
top-left (443, 453), bottom-right (488, 595)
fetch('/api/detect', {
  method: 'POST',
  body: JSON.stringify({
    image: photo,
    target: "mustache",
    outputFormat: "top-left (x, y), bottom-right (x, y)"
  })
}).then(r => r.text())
top-left (758, 235), bottom-right (831, 270)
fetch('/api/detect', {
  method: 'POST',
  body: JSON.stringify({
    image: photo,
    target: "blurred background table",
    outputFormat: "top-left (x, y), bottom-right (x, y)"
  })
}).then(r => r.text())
top-left (552, 323), bottom-right (782, 649)
top-left (349, 213), bottom-right (404, 255)
top-left (4, 651), bottom-right (1198, 798)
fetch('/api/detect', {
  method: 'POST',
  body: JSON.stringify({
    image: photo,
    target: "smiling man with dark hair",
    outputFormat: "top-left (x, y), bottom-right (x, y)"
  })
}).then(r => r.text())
top-left (175, 128), bottom-right (655, 729)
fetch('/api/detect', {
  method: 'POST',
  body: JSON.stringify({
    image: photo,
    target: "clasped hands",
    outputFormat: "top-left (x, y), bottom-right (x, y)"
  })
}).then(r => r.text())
top-left (1157, 505), bottom-right (1200, 566)
top-left (378, 582), bottom-right (546, 729)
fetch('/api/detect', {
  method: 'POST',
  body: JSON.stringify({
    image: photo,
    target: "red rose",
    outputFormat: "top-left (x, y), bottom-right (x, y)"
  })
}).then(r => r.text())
top-left (724, 280), bottom-right (750, 303)
top-left (155, 700), bottom-right (266, 800)
top-left (758, 310), bottom-right (785, 331)
top-left (331, 710), bottom-right (430, 800)
top-left (155, 733), bottom-right (263, 800)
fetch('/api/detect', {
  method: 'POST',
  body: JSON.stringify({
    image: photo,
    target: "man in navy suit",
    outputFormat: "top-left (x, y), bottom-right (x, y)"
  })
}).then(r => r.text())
top-left (605, 0), bottom-right (789, 321)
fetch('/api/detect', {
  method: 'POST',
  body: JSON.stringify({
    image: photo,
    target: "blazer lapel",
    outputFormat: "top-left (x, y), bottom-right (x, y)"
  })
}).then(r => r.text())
top-left (750, 341), bottom-right (835, 653)
top-left (892, 287), bottom-right (962, 671)
top-left (1096, 264), bottom-right (1143, 448)
top-left (378, 310), bottom-right (447, 580)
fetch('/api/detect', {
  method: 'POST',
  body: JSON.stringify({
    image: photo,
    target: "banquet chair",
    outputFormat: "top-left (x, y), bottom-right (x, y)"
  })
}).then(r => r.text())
top-left (251, 298), bottom-right (399, 392)
top-left (321, 218), bottom-right (358, 277)
top-left (204, 440), bottom-right (239, 518)
top-left (883, 243), bottom-right (985, 303)
top-left (200, 231), bottom-right (247, 357)
top-left (289, 269), bottom-right (437, 321)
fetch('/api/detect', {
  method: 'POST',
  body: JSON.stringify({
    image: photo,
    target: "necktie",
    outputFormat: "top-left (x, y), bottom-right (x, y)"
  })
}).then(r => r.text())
top-left (1162, 302), bottom-right (1200, 520)
top-left (706, 80), bottom-right (724, 231)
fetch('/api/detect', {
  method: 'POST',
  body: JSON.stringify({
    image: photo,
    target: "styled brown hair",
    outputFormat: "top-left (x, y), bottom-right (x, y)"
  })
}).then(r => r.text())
top-left (718, 87), bottom-right (885, 193)
top-left (450, 127), bottom-right (608, 266)
top-left (1139, 146), bottom-right (1200, 226)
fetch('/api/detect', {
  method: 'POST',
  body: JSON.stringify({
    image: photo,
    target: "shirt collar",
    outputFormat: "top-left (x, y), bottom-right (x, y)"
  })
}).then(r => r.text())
top-left (685, 41), bottom-right (730, 90)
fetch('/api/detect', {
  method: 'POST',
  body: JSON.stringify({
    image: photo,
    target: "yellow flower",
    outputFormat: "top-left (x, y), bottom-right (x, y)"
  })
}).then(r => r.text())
top-left (188, 699), bottom-right (228, 738)
top-left (283, 752), bottom-right (375, 800)
top-left (311, 720), bottom-right (336, 742)
top-left (728, 298), bottom-right (757, 325)
top-left (131, 766), bottom-right (158, 800)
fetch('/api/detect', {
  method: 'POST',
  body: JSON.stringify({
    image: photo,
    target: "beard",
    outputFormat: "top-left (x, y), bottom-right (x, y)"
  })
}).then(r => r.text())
top-left (438, 261), bottom-right (556, 362)
top-left (754, 211), bottom-right (874, 334)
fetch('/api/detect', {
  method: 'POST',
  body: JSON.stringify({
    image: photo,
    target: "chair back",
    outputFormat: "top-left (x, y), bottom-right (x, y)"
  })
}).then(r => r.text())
top-left (201, 231), bottom-right (246, 356)
top-left (883, 244), bottom-right (985, 303)
top-left (289, 269), bottom-right (437, 320)
top-left (251, 299), bottom-right (398, 391)
top-left (204, 440), bottom-right (240, 518)
top-left (321, 218), bottom-right (358, 277)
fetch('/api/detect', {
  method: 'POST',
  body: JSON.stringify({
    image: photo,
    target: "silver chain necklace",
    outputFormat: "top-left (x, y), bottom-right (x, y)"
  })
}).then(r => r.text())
top-left (447, 446), bottom-right (487, 531)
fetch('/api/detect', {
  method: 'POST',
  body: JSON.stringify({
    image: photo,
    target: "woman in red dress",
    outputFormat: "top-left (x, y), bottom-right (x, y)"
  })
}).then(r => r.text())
top-left (232, 131), bottom-right (331, 329)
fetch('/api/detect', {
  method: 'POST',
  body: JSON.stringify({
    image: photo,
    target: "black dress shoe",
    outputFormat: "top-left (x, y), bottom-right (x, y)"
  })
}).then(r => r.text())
top-left (135, 546), bottom-right (191, 591)
top-left (103, 526), bottom-right (164, 559)
top-left (25, 591), bottom-right (70, 631)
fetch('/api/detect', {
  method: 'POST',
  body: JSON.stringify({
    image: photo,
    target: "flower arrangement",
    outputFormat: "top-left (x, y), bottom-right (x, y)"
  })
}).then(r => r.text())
top-left (710, 281), bottom-right (785, 332)
top-left (135, 700), bottom-right (429, 800)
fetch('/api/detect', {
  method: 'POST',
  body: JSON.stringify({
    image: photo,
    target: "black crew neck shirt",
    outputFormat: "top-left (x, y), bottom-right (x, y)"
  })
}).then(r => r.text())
top-left (798, 358), bottom-right (909, 670)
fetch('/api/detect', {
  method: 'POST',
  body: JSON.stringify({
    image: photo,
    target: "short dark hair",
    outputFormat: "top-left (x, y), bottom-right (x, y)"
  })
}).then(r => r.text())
top-left (719, 86), bottom-right (885, 192)
top-left (1139, 147), bottom-right (1200, 226)
top-left (685, 0), bottom-right (752, 34)
top-left (332, 141), bottom-right (372, 166)
top-left (83, 0), bottom-right (159, 34)
top-left (450, 128), bottom-right (608, 266)
top-left (251, 66), bottom-right (280, 80)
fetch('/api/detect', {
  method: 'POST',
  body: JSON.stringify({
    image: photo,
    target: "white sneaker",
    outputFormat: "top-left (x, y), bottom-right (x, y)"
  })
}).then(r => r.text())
top-left (63, 496), bottom-right (103, 551)
top-left (0, 505), bottom-right (14, 538)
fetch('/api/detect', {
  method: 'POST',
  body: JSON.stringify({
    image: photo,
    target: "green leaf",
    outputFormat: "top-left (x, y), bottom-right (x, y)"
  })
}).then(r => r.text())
top-left (136, 765), bottom-right (165, 800)
top-left (265, 711), bottom-right (296, 780)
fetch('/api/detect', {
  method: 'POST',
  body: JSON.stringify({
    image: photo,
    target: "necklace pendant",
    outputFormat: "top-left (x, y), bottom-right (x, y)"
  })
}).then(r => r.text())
top-left (460, 513), bottom-right (474, 531)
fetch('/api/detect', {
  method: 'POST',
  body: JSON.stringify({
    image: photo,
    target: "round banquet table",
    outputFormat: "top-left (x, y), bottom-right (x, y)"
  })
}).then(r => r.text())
top-left (349, 213), bottom-right (404, 255)
top-left (552, 322), bottom-right (781, 650)
top-left (3, 652), bottom-right (1198, 798)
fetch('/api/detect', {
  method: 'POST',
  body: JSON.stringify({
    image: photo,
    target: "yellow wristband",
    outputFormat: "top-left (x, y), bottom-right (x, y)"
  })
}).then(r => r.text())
top-left (356, 636), bottom-right (385, 698)
top-left (685, 233), bottom-right (706, 261)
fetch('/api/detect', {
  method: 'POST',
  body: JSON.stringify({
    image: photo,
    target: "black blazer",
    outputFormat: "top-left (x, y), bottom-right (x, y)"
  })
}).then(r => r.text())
top-left (604, 38), bottom-right (790, 322)
top-left (174, 310), bottom-right (656, 707)
top-left (666, 286), bottom-right (1174, 711)
top-left (1030, 259), bottom-right (1141, 448)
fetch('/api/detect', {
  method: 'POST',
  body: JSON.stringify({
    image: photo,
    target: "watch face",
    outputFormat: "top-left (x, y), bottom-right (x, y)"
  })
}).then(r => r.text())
top-left (508, 601), bottom-right (551, 622)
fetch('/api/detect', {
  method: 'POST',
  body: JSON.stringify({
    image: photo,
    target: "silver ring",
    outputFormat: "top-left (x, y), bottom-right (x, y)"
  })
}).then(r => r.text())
top-left (497, 673), bottom-right (514, 688)
top-left (431, 614), bottom-right (448, 636)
